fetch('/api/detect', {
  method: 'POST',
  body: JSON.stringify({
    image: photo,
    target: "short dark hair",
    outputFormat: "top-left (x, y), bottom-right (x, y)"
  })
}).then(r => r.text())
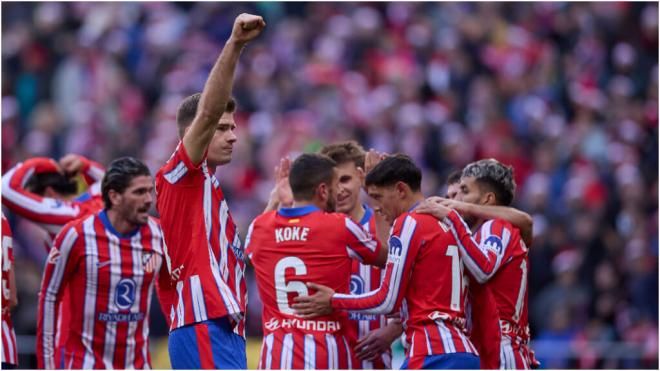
top-left (318, 141), bottom-right (366, 168)
top-left (101, 157), bottom-right (151, 209)
top-left (25, 173), bottom-right (78, 196)
top-left (365, 154), bottom-right (422, 192)
top-left (289, 153), bottom-right (337, 201)
top-left (446, 169), bottom-right (462, 186)
top-left (176, 93), bottom-right (237, 139)
top-left (462, 159), bottom-right (516, 206)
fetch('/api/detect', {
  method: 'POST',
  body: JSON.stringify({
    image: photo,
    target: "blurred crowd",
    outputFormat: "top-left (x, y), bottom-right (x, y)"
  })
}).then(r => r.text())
top-left (2, 2), bottom-right (658, 369)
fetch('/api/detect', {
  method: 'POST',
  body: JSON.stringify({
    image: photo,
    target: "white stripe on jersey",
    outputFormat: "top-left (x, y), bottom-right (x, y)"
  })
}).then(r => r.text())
top-left (163, 161), bottom-right (188, 184)
top-left (424, 327), bottom-right (432, 356)
top-left (333, 216), bottom-right (417, 314)
top-left (176, 281), bottom-right (185, 328)
top-left (409, 331), bottom-right (416, 358)
top-left (264, 334), bottom-right (274, 370)
top-left (304, 334), bottom-right (315, 369)
top-left (218, 200), bottom-right (230, 282)
top-left (82, 217), bottom-right (98, 369)
top-left (325, 334), bottom-right (338, 369)
top-left (437, 321), bottom-right (456, 353)
top-left (342, 336), bottom-right (352, 370)
top-left (359, 261), bottom-right (372, 369)
top-left (125, 233), bottom-right (143, 369)
top-left (103, 233), bottom-right (123, 368)
top-left (190, 275), bottom-right (208, 323)
top-left (281, 333), bottom-right (293, 369)
top-left (41, 227), bottom-right (78, 369)
top-left (345, 217), bottom-right (377, 252)
top-left (2, 321), bottom-right (16, 364)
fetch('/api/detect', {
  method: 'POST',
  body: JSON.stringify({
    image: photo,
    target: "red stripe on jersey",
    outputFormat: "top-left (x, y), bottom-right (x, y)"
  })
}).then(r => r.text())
top-left (194, 324), bottom-right (215, 369)
top-left (258, 332), bottom-right (356, 370)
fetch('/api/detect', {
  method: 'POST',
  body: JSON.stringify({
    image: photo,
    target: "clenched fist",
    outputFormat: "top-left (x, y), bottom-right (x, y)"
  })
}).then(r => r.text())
top-left (230, 13), bottom-right (266, 45)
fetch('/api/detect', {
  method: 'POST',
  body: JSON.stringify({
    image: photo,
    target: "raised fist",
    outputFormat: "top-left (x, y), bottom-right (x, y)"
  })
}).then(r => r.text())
top-left (230, 13), bottom-right (266, 44)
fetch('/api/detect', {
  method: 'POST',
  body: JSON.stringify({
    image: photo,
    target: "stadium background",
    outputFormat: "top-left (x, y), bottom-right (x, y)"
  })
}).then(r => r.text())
top-left (1, 2), bottom-right (657, 369)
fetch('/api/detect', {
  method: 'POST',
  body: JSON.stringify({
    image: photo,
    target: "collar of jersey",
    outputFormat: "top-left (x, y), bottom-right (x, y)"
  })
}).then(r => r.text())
top-left (278, 205), bottom-right (321, 217)
top-left (408, 201), bottom-right (420, 212)
top-left (360, 203), bottom-right (373, 225)
top-left (99, 210), bottom-right (140, 239)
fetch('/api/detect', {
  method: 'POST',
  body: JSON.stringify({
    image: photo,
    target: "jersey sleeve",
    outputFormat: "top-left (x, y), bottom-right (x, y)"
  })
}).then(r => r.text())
top-left (36, 224), bottom-right (81, 369)
top-left (444, 210), bottom-right (512, 283)
top-left (343, 217), bottom-right (382, 266)
top-left (78, 156), bottom-right (105, 186)
top-left (158, 141), bottom-right (206, 186)
top-left (1, 159), bottom-right (81, 232)
top-left (244, 220), bottom-right (256, 263)
top-left (331, 215), bottom-right (420, 314)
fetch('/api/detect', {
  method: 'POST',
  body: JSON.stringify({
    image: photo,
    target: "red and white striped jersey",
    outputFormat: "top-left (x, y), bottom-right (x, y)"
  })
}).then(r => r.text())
top-left (444, 211), bottom-right (531, 368)
top-left (245, 205), bottom-right (383, 369)
top-left (347, 205), bottom-right (390, 369)
top-left (36, 210), bottom-right (167, 369)
top-left (1, 214), bottom-right (17, 366)
top-left (155, 142), bottom-right (246, 335)
top-left (332, 212), bottom-right (478, 359)
top-left (1, 157), bottom-right (105, 246)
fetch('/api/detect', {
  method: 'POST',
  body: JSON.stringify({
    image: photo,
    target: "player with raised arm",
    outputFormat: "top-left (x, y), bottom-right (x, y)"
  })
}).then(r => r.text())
top-left (36, 157), bottom-right (170, 369)
top-left (1, 214), bottom-right (18, 369)
top-left (294, 155), bottom-right (480, 370)
top-left (155, 13), bottom-right (265, 369)
top-left (2, 154), bottom-right (105, 246)
top-left (2, 154), bottom-right (105, 366)
top-left (319, 141), bottom-right (401, 369)
top-left (246, 153), bottom-right (387, 369)
top-left (416, 159), bottom-right (535, 369)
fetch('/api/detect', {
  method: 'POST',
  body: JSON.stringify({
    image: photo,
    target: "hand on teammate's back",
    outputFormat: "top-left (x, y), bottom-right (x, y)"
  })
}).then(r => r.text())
top-left (230, 13), bottom-right (266, 45)
top-left (291, 282), bottom-right (334, 318)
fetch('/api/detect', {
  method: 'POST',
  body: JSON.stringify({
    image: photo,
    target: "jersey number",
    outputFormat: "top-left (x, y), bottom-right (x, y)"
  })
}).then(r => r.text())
top-left (274, 257), bottom-right (308, 315)
top-left (446, 245), bottom-right (464, 311)
top-left (512, 259), bottom-right (527, 322)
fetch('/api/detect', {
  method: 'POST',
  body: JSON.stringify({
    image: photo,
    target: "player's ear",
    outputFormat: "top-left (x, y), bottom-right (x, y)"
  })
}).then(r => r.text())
top-left (316, 183), bottom-right (328, 202)
top-left (108, 189), bottom-right (123, 209)
top-left (356, 166), bottom-right (366, 183)
top-left (395, 181), bottom-right (409, 199)
top-left (482, 191), bottom-right (497, 206)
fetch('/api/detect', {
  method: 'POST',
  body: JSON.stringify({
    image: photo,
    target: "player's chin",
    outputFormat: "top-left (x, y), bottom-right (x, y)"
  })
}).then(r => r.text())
top-left (134, 212), bottom-right (150, 225)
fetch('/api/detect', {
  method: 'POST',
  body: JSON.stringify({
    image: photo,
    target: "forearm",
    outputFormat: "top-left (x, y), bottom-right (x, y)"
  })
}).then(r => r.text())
top-left (184, 40), bottom-right (244, 162)
top-left (445, 210), bottom-right (497, 282)
top-left (80, 157), bottom-right (105, 185)
top-left (462, 203), bottom-right (532, 245)
top-left (332, 262), bottom-right (396, 314)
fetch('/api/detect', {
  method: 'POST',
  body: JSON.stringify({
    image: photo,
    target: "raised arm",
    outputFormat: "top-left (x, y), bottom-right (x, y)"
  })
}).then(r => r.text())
top-left (183, 13), bottom-right (265, 165)
top-left (59, 154), bottom-right (105, 186)
top-left (2, 158), bottom-right (81, 231)
top-left (434, 197), bottom-right (533, 246)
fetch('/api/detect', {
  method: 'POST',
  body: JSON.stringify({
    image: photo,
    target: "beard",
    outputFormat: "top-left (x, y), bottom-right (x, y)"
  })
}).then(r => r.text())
top-left (325, 196), bottom-right (336, 212)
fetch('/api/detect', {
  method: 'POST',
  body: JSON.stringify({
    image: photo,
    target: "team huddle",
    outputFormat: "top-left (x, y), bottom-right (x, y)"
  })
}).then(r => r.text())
top-left (1, 13), bottom-right (538, 370)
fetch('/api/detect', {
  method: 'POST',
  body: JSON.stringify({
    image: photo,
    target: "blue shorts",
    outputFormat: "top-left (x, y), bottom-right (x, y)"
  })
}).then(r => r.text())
top-left (401, 352), bottom-right (480, 369)
top-left (168, 317), bottom-right (246, 369)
